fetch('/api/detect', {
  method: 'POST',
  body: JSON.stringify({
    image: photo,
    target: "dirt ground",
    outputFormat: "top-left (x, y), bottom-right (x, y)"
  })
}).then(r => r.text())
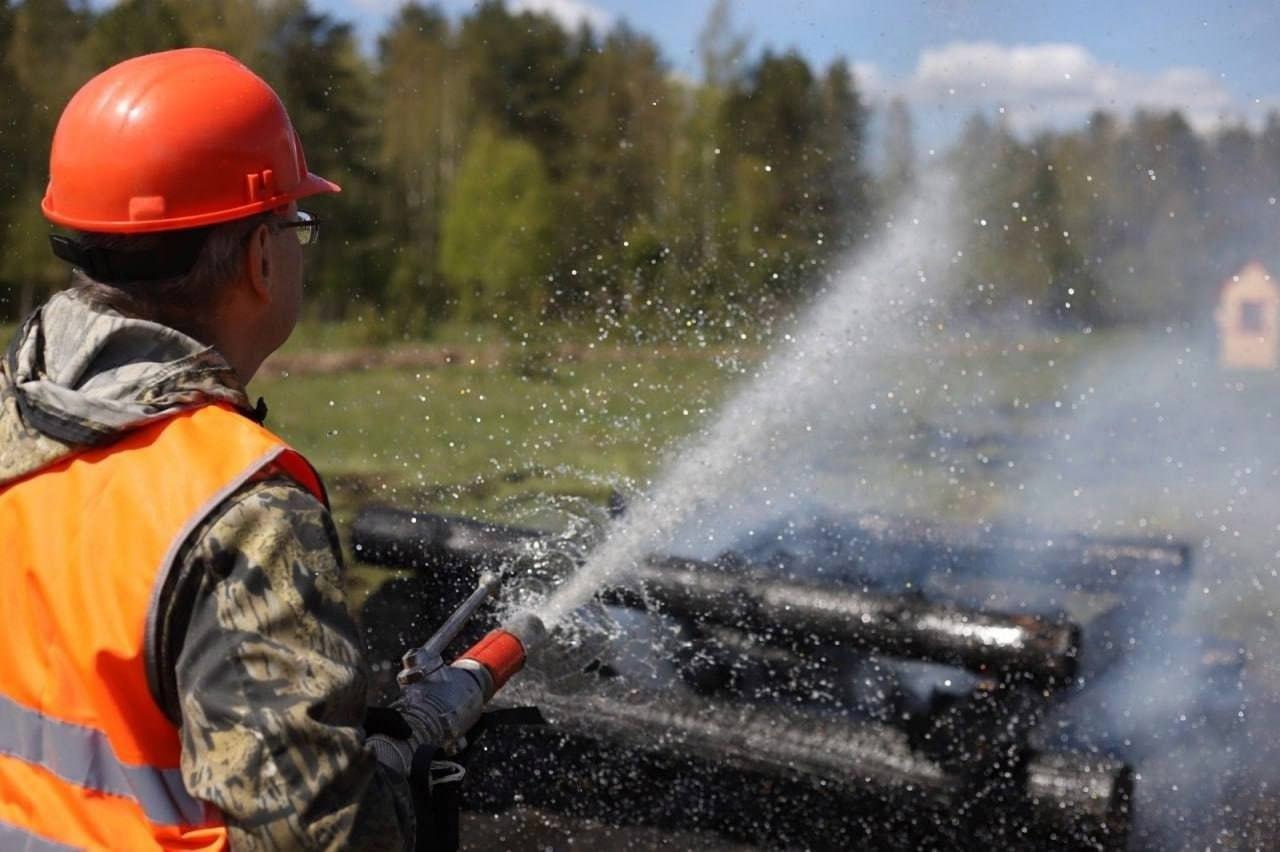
top-left (262, 340), bottom-right (760, 377)
top-left (461, 807), bottom-right (755, 851)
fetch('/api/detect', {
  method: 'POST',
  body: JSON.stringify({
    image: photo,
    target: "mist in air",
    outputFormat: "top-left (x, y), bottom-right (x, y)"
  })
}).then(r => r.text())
top-left (540, 167), bottom-right (965, 625)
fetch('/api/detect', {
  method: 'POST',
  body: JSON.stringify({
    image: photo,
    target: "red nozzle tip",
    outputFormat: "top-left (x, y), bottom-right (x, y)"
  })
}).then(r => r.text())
top-left (458, 629), bottom-right (527, 692)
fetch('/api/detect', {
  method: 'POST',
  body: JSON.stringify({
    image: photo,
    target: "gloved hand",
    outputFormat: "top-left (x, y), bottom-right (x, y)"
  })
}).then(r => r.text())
top-left (363, 704), bottom-right (467, 852)
top-left (366, 701), bottom-right (550, 852)
top-left (366, 664), bottom-right (489, 776)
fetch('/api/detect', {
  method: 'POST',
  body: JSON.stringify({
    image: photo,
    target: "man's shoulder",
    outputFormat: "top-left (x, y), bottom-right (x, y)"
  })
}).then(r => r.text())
top-left (194, 467), bottom-right (341, 576)
top-left (150, 470), bottom-right (348, 721)
top-left (229, 465), bottom-right (329, 514)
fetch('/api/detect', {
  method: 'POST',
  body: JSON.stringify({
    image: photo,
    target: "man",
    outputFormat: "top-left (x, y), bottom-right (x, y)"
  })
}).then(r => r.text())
top-left (0, 49), bottom-right (430, 849)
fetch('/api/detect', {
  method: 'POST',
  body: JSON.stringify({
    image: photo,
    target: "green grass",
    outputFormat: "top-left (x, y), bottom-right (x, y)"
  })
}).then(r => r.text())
top-left (253, 348), bottom-right (742, 607)
top-left (253, 352), bottom-right (738, 518)
top-left (277, 316), bottom-right (514, 353)
top-left (251, 327), bottom-right (1143, 538)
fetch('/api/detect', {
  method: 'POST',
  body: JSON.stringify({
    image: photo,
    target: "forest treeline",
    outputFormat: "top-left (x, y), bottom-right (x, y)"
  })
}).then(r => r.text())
top-left (1, 0), bottom-right (1278, 336)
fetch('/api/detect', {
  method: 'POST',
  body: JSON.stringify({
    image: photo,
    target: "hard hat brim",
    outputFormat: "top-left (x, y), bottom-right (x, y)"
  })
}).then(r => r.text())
top-left (299, 171), bottom-right (343, 199)
top-left (43, 171), bottom-right (342, 235)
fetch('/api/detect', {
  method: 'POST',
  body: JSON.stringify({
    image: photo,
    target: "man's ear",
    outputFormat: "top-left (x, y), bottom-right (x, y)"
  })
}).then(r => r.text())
top-left (245, 223), bottom-right (272, 301)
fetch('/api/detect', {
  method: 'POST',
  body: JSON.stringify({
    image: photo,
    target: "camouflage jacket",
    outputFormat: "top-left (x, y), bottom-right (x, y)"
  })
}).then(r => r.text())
top-left (0, 290), bottom-right (414, 850)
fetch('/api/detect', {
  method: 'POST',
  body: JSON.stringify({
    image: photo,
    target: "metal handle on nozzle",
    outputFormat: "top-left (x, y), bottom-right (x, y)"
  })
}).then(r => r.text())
top-left (399, 571), bottom-right (501, 686)
top-left (423, 571), bottom-right (503, 659)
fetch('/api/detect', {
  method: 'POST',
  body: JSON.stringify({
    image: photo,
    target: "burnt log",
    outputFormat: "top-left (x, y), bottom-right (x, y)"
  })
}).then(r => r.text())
top-left (607, 556), bottom-right (1081, 681)
top-left (836, 511), bottom-right (1192, 593)
top-left (353, 504), bottom-right (1191, 599)
top-left (473, 683), bottom-right (1131, 850)
top-left (352, 507), bottom-right (1082, 681)
top-left (352, 505), bottom-right (539, 570)
top-left (352, 507), bottom-right (544, 660)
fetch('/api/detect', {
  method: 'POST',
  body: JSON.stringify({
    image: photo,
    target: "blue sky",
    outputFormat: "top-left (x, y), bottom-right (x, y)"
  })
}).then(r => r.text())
top-left (312, 0), bottom-right (1280, 145)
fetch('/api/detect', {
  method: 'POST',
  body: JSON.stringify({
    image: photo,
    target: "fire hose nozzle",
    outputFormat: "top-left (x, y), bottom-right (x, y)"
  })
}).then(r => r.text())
top-left (378, 575), bottom-right (547, 765)
top-left (503, 611), bottom-right (549, 654)
top-left (457, 612), bottom-right (547, 695)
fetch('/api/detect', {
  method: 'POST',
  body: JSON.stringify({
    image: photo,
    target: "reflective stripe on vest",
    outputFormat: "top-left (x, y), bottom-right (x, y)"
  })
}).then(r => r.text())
top-left (0, 817), bottom-right (80, 852)
top-left (0, 404), bottom-right (324, 851)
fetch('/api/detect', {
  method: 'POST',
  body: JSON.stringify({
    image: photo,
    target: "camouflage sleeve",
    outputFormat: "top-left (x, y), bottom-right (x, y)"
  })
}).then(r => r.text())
top-left (168, 477), bottom-right (415, 851)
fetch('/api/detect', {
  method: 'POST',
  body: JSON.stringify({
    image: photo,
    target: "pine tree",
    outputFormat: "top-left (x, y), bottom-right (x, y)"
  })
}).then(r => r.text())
top-left (3, 0), bottom-right (91, 315)
top-left (558, 24), bottom-right (673, 317)
top-left (456, 1), bottom-right (582, 177)
top-left (83, 0), bottom-right (186, 72)
top-left (439, 126), bottom-right (556, 324)
top-left (377, 3), bottom-right (460, 334)
top-left (816, 59), bottom-right (872, 254)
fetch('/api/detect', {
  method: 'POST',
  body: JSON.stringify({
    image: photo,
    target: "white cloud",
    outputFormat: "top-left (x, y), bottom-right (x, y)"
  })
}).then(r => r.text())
top-left (508, 0), bottom-right (613, 33)
top-left (861, 41), bottom-right (1271, 137)
top-left (346, 0), bottom-right (409, 11)
top-left (851, 61), bottom-right (889, 101)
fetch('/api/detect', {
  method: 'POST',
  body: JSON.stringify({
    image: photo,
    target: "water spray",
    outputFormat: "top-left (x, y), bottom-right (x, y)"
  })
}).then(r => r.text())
top-left (540, 169), bottom-right (963, 627)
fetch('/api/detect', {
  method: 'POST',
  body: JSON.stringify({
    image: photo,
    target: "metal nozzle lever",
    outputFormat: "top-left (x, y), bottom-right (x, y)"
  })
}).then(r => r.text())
top-left (400, 571), bottom-right (502, 686)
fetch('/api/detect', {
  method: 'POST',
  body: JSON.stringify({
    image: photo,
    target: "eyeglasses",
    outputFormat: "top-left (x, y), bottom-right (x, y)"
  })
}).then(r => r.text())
top-left (272, 210), bottom-right (320, 246)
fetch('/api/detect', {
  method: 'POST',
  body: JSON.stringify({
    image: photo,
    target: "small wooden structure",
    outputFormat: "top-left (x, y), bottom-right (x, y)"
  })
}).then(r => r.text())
top-left (1216, 262), bottom-right (1280, 370)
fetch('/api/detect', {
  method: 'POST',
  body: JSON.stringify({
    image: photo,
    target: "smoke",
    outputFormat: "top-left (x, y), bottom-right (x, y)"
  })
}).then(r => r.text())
top-left (540, 166), bottom-right (966, 625)
top-left (528, 155), bottom-right (1279, 843)
top-left (691, 302), bottom-right (1278, 842)
top-left (992, 331), bottom-right (1277, 845)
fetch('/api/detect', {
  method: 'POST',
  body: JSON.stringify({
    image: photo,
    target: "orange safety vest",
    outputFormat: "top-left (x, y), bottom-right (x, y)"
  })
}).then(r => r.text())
top-left (0, 403), bottom-right (325, 851)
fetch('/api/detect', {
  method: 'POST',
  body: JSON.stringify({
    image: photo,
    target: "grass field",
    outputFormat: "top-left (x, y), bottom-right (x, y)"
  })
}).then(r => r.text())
top-left (253, 344), bottom-right (744, 602)
top-left (254, 323), bottom-right (1111, 517)
top-left (254, 349), bottom-right (739, 515)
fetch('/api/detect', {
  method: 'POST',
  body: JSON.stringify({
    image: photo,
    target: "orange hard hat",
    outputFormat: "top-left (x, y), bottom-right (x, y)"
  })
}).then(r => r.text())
top-left (41, 48), bottom-right (340, 234)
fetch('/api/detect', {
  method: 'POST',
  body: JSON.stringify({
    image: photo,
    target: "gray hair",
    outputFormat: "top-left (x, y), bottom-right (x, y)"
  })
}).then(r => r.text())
top-left (72, 211), bottom-right (278, 341)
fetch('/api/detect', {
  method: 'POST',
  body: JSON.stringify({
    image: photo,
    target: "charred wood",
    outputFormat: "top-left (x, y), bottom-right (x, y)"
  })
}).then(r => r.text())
top-left (607, 556), bottom-right (1081, 681)
top-left (354, 507), bottom-right (1083, 680)
top-left (352, 505), bottom-right (538, 571)
top-left (836, 511), bottom-right (1192, 593)
top-left (475, 684), bottom-right (1131, 850)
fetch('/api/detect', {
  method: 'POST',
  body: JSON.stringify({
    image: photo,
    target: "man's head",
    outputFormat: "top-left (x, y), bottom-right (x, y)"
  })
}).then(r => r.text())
top-left (66, 203), bottom-right (316, 382)
top-left (41, 48), bottom-right (339, 382)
